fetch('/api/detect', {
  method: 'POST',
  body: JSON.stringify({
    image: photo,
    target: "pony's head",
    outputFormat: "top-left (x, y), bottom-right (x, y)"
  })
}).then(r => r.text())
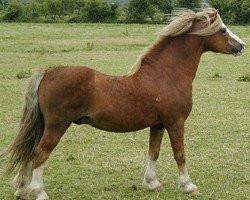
top-left (192, 9), bottom-right (245, 56)
top-left (160, 8), bottom-right (245, 56)
top-left (128, 9), bottom-right (245, 76)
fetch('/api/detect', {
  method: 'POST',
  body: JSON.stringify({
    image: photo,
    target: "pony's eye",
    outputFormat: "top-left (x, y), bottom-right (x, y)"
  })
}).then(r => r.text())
top-left (220, 28), bottom-right (227, 33)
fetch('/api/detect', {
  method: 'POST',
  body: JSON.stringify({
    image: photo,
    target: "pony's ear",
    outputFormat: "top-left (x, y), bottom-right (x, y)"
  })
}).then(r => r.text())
top-left (210, 9), bottom-right (218, 23)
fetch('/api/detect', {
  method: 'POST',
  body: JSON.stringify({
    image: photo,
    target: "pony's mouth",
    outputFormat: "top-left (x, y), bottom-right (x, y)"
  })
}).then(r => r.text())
top-left (233, 48), bottom-right (245, 57)
top-left (232, 43), bottom-right (245, 57)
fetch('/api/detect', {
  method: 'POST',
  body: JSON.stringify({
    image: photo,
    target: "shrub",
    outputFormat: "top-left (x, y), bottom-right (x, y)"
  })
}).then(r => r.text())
top-left (2, 0), bottom-right (23, 22)
top-left (21, 1), bottom-right (41, 22)
top-left (126, 0), bottom-right (156, 23)
top-left (84, 0), bottom-right (119, 23)
top-left (176, 0), bottom-right (202, 9)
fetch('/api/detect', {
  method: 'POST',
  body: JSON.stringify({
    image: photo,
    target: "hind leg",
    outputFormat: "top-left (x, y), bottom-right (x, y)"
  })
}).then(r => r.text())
top-left (12, 162), bottom-right (32, 199)
top-left (143, 125), bottom-right (164, 191)
top-left (24, 122), bottom-right (70, 200)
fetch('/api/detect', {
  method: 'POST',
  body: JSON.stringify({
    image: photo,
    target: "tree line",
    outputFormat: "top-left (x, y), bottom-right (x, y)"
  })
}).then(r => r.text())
top-left (0, 0), bottom-right (249, 24)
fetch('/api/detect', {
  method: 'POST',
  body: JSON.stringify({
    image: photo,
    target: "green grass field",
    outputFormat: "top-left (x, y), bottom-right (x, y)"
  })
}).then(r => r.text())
top-left (0, 23), bottom-right (249, 200)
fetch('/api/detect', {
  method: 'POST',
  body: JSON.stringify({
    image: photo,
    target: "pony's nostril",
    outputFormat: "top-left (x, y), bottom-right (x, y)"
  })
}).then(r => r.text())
top-left (232, 42), bottom-right (245, 56)
top-left (233, 43), bottom-right (245, 52)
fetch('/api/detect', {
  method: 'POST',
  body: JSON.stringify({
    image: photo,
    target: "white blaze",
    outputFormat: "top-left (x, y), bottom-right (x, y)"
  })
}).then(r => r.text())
top-left (223, 24), bottom-right (245, 45)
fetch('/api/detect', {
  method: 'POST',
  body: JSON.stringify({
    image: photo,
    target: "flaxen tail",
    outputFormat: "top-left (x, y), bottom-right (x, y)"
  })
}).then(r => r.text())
top-left (2, 70), bottom-right (45, 173)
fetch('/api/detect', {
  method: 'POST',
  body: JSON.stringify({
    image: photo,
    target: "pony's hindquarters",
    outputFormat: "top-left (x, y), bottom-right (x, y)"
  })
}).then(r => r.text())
top-left (3, 68), bottom-right (72, 199)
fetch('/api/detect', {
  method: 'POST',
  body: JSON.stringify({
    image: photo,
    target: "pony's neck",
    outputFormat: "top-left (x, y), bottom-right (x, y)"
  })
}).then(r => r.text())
top-left (137, 35), bottom-right (204, 82)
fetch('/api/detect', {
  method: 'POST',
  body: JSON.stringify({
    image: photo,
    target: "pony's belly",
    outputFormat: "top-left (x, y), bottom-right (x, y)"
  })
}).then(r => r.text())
top-left (92, 118), bottom-right (151, 132)
top-left (89, 122), bottom-right (148, 133)
top-left (74, 115), bottom-right (158, 132)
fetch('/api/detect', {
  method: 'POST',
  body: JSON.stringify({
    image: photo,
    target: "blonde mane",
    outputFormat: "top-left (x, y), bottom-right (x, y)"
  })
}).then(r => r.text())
top-left (127, 8), bottom-right (223, 76)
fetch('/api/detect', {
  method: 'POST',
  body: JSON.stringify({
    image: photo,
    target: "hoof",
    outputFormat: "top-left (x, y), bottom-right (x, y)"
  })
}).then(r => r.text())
top-left (36, 190), bottom-right (49, 200)
top-left (25, 184), bottom-right (42, 196)
top-left (24, 185), bottom-right (49, 200)
top-left (180, 182), bottom-right (198, 194)
top-left (143, 179), bottom-right (162, 191)
top-left (188, 189), bottom-right (201, 196)
top-left (15, 189), bottom-right (30, 200)
top-left (16, 197), bottom-right (29, 200)
top-left (153, 185), bottom-right (163, 192)
top-left (16, 195), bottom-right (29, 200)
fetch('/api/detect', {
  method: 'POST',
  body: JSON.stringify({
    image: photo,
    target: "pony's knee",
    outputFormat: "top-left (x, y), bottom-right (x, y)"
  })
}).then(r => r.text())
top-left (174, 153), bottom-right (185, 165)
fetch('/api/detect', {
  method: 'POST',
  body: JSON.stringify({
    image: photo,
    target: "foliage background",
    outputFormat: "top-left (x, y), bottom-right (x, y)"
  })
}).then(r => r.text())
top-left (0, 0), bottom-right (249, 24)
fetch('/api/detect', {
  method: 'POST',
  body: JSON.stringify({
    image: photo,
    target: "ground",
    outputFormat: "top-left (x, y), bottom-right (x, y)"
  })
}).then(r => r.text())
top-left (0, 23), bottom-right (249, 200)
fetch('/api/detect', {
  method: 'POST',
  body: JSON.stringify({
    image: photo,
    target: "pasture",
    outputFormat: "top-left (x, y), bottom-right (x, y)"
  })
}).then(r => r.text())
top-left (0, 23), bottom-right (249, 200)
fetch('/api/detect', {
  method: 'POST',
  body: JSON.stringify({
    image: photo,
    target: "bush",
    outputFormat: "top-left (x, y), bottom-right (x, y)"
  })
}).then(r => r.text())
top-left (0, 0), bottom-right (249, 24)
top-left (45, 0), bottom-right (62, 19)
top-left (67, 14), bottom-right (83, 23)
top-left (126, 0), bottom-right (156, 23)
top-left (176, 0), bottom-right (202, 9)
top-left (84, 0), bottom-right (119, 23)
top-left (2, 0), bottom-right (23, 22)
top-left (231, 0), bottom-right (250, 25)
top-left (21, 1), bottom-right (41, 22)
top-left (210, 0), bottom-right (250, 25)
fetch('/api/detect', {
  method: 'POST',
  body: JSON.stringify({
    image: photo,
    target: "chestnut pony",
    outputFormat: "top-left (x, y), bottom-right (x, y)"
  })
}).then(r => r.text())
top-left (3, 8), bottom-right (245, 199)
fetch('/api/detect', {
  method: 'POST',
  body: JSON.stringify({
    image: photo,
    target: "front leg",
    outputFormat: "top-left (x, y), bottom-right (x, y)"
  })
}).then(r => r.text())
top-left (143, 125), bottom-right (164, 191)
top-left (166, 119), bottom-right (199, 195)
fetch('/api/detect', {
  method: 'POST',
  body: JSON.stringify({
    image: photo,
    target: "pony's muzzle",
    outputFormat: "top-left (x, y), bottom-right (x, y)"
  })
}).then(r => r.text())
top-left (232, 42), bottom-right (245, 56)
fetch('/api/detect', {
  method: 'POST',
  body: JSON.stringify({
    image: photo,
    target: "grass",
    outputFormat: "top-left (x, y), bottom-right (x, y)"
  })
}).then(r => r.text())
top-left (212, 72), bottom-right (222, 79)
top-left (238, 73), bottom-right (250, 82)
top-left (15, 70), bottom-right (32, 79)
top-left (0, 23), bottom-right (249, 200)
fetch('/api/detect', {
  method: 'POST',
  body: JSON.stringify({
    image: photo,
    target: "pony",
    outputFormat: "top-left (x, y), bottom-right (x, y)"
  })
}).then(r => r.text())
top-left (2, 8), bottom-right (245, 200)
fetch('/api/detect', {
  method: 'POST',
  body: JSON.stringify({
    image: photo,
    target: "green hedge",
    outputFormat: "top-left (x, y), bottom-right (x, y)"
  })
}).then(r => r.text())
top-left (0, 0), bottom-right (249, 24)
